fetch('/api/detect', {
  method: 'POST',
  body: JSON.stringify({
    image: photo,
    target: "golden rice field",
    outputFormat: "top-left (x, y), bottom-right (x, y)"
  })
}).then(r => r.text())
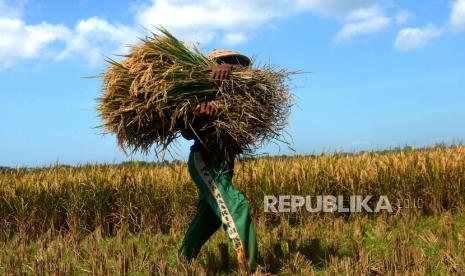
top-left (1, 145), bottom-right (465, 275)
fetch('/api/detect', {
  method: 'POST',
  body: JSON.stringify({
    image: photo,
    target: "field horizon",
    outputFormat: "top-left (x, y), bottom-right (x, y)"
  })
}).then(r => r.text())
top-left (2, 142), bottom-right (461, 170)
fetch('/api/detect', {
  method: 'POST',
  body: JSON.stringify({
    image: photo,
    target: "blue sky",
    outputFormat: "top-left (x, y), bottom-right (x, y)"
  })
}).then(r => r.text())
top-left (1, 0), bottom-right (464, 167)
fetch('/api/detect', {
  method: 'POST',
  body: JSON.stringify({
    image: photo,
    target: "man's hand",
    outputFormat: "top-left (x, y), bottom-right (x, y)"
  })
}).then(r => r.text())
top-left (194, 101), bottom-right (218, 118)
top-left (209, 63), bottom-right (234, 86)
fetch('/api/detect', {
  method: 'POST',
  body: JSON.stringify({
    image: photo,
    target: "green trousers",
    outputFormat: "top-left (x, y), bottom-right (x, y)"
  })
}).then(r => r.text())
top-left (180, 150), bottom-right (257, 271)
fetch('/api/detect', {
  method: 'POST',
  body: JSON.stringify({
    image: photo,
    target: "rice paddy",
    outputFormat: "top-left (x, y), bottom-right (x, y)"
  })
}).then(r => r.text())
top-left (1, 144), bottom-right (464, 274)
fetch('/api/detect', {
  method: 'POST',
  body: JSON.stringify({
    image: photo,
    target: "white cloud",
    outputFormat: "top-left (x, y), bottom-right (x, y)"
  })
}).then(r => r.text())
top-left (346, 6), bottom-right (382, 21)
top-left (0, 0), bottom-right (416, 67)
top-left (333, 7), bottom-right (390, 43)
top-left (394, 24), bottom-right (442, 52)
top-left (57, 17), bottom-right (138, 64)
top-left (135, 0), bottom-right (390, 45)
top-left (335, 16), bottom-right (390, 43)
top-left (0, 16), bottom-right (137, 68)
top-left (0, 0), bottom-right (139, 68)
top-left (222, 33), bottom-right (247, 45)
top-left (450, 0), bottom-right (465, 32)
top-left (392, 0), bottom-right (465, 52)
top-left (134, 0), bottom-right (293, 45)
top-left (0, 18), bottom-right (70, 68)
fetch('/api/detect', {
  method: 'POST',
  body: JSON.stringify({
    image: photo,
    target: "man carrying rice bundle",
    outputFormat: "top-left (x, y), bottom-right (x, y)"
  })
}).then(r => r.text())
top-left (98, 28), bottom-right (291, 275)
top-left (179, 50), bottom-right (262, 275)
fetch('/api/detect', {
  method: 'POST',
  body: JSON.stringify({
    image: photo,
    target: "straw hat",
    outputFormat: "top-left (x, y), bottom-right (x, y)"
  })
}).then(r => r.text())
top-left (207, 49), bottom-right (251, 66)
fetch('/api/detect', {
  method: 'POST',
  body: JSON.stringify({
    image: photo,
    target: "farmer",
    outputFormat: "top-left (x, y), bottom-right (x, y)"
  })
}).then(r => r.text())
top-left (180, 50), bottom-right (260, 274)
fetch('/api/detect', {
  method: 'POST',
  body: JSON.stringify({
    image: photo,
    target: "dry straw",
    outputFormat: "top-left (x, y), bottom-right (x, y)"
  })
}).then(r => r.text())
top-left (97, 27), bottom-right (294, 160)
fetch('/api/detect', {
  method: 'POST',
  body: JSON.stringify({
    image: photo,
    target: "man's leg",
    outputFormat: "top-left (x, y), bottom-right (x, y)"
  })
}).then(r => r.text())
top-left (188, 150), bottom-right (258, 273)
top-left (180, 196), bottom-right (222, 259)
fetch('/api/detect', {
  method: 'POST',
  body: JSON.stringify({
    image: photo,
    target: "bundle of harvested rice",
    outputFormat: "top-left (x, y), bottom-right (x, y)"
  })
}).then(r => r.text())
top-left (97, 27), bottom-right (294, 160)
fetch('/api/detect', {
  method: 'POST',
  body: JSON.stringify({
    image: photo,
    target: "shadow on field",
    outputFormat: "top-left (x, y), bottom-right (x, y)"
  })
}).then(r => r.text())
top-left (296, 238), bottom-right (338, 267)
